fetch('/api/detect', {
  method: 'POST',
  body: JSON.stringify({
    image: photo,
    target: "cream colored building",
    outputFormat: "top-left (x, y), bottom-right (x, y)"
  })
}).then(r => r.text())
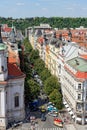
top-left (29, 27), bottom-right (87, 125)
top-left (59, 42), bottom-right (87, 125)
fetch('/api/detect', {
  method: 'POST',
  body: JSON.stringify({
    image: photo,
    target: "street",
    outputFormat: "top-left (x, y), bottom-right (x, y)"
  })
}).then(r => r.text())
top-left (7, 92), bottom-right (65, 130)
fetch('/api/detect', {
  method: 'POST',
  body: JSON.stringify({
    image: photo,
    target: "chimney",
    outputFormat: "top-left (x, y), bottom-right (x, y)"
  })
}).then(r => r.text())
top-left (0, 25), bottom-right (2, 43)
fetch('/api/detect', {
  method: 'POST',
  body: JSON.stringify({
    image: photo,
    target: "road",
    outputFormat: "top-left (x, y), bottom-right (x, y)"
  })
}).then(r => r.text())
top-left (8, 92), bottom-right (65, 130)
top-left (7, 88), bottom-right (76, 130)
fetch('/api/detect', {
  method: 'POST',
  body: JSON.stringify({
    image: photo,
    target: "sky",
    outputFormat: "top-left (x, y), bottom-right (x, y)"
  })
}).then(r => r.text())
top-left (0, 0), bottom-right (87, 18)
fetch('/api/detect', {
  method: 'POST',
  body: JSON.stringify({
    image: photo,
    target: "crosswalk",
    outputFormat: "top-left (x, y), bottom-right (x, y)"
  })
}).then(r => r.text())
top-left (13, 127), bottom-right (66, 130)
top-left (12, 128), bottom-right (66, 130)
top-left (35, 128), bottom-right (65, 130)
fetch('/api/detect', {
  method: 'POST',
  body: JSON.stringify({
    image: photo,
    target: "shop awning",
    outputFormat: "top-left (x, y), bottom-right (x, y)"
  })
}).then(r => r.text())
top-left (63, 101), bottom-right (67, 105)
top-left (67, 107), bottom-right (71, 111)
top-left (72, 115), bottom-right (75, 119)
top-left (65, 104), bottom-right (69, 108)
top-left (69, 111), bottom-right (73, 115)
top-left (76, 117), bottom-right (82, 121)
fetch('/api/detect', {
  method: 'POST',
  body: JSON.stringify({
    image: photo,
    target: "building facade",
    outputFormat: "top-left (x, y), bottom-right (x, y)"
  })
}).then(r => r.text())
top-left (0, 26), bottom-right (25, 130)
top-left (28, 25), bottom-right (87, 125)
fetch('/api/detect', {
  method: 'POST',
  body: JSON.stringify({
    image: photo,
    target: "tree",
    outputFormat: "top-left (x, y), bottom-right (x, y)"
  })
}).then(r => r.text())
top-left (24, 38), bottom-right (33, 53)
top-left (40, 68), bottom-right (51, 82)
top-left (25, 79), bottom-right (40, 103)
top-left (49, 89), bottom-right (63, 109)
top-left (44, 76), bottom-right (60, 95)
top-left (29, 50), bottom-right (39, 64)
top-left (34, 59), bottom-right (45, 74)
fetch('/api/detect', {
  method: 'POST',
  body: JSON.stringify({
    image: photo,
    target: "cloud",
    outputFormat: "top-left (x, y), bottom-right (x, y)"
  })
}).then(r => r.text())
top-left (16, 2), bottom-right (24, 6)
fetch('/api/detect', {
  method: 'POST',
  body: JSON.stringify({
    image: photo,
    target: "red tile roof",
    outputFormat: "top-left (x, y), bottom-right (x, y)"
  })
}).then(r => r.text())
top-left (7, 45), bottom-right (25, 79)
top-left (65, 65), bottom-right (87, 80)
top-left (38, 37), bottom-right (44, 44)
top-left (76, 71), bottom-right (87, 79)
top-left (8, 51), bottom-right (20, 64)
top-left (8, 63), bottom-right (24, 77)
top-left (79, 54), bottom-right (87, 60)
top-left (8, 45), bottom-right (20, 64)
top-left (2, 27), bottom-right (12, 32)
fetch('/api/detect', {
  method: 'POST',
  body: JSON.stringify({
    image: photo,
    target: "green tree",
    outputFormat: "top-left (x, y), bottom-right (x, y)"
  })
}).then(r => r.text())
top-left (49, 89), bottom-right (63, 109)
top-left (34, 59), bottom-right (45, 74)
top-left (25, 79), bottom-right (40, 102)
top-left (40, 68), bottom-right (51, 82)
top-left (44, 76), bottom-right (60, 95)
top-left (29, 50), bottom-right (39, 64)
top-left (24, 38), bottom-right (32, 53)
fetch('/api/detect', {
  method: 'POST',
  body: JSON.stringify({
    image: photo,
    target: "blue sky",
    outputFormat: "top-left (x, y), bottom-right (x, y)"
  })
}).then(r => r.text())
top-left (0, 0), bottom-right (87, 18)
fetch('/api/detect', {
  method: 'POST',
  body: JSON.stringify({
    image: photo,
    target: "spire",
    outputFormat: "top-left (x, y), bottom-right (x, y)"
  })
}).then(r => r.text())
top-left (12, 21), bottom-right (13, 29)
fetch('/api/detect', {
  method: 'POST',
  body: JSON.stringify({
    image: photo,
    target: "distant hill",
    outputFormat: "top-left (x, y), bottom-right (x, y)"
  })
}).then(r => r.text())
top-left (0, 16), bottom-right (87, 33)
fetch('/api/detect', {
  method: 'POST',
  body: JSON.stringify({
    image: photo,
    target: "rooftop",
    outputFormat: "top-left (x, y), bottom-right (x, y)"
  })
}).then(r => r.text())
top-left (7, 43), bottom-right (25, 79)
top-left (67, 57), bottom-right (87, 72)
top-left (0, 43), bottom-right (7, 51)
top-left (8, 63), bottom-right (24, 78)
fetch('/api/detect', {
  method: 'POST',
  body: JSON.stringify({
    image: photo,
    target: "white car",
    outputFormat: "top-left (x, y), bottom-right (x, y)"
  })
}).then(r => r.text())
top-left (48, 111), bottom-right (58, 117)
top-left (34, 74), bottom-right (39, 78)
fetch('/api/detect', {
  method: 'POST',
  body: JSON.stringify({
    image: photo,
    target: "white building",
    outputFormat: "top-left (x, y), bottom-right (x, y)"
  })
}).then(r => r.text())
top-left (59, 42), bottom-right (87, 125)
top-left (0, 26), bottom-right (25, 130)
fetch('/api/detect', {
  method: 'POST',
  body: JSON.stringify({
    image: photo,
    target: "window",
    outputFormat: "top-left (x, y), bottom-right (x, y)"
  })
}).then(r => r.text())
top-left (85, 104), bottom-right (87, 111)
top-left (86, 94), bottom-right (87, 100)
top-left (14, 94), bottom-right (19, 107)
top-left (6, 92), bottom-right (7, 104)
top-left (77, 103), bottom-right (82, 111)
top-left (78, 83), bottom-right (81, 90)
top-left (78, 94), bottom-right (81, 100)
top-left (1, 66), bottom-right (4, 71)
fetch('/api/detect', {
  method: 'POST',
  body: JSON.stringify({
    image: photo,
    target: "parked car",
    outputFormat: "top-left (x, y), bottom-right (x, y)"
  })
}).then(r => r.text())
top-left (47, 102), bottom-right (53, 106)
top-left (47, 105), bottom-right (58, 113)
top-left (41, 114), bottom-right (46, 121)
top-left (30, 116), bottom-right (36, 122)
top-left (53, 118), bottom-right (63, 127)
top-left (48, 111), bottom-right (58, 117)
top-left (12, 121), bottom-right (23, 128)
top-left (47, 105), bottom-right (54, 111)
top-left (34, 74), bottom-right (40, 78)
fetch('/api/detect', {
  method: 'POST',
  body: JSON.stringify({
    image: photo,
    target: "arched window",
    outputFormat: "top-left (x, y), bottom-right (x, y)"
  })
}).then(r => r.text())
top-left (14, 93), bottom-right (19, 107)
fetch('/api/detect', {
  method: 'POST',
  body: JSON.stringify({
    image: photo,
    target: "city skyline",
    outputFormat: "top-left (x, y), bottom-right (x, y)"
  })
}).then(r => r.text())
top-left (0, 0), bottom-right (87, 18)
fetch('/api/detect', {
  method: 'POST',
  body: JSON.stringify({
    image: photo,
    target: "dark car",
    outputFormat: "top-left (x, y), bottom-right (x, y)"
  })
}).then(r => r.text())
top-left (12, 121), bottom-right (23, 128)
top-left (41, 114), bottom-right (46, 121)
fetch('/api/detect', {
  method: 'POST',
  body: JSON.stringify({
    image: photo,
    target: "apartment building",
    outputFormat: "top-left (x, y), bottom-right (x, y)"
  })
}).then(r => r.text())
top-left (28, 26), bottom-right (87, 125)
top-left (59, 42), bottom-right (87, 125)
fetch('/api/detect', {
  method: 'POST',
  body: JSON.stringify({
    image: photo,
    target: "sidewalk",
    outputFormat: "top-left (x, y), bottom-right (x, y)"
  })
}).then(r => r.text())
top-left (65, 124), bottom-right (77, 130)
